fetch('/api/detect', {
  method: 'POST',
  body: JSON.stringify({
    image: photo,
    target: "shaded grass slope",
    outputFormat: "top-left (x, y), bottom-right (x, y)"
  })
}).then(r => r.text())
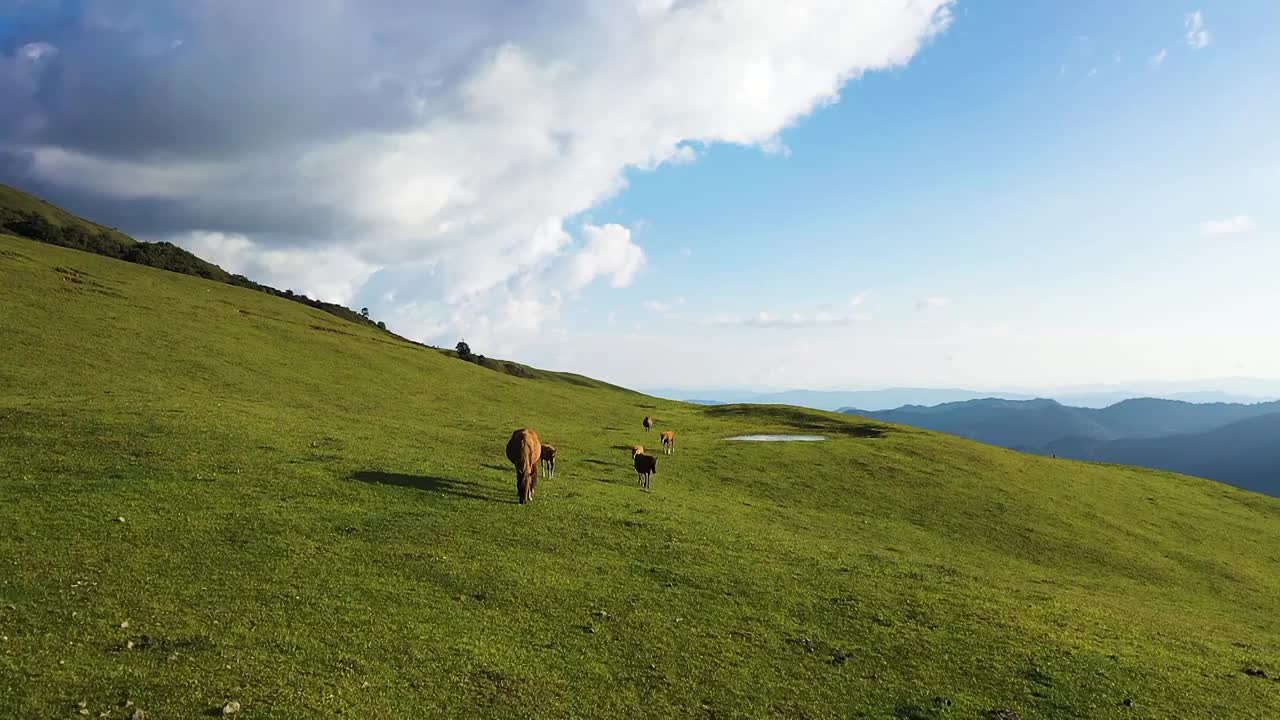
top-left (0, 185), bottom-right (620, 389)
top-left (0, 184), bottom-right (136, 248)
top-left (2, 234), bottom-right (1278, 719)
top-left (0, 185), bottom-right (387, 335)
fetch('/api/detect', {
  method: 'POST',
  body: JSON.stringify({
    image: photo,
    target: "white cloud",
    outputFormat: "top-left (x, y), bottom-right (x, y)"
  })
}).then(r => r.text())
top-left (669, 144), bottom-right (701, 165)
top-left (3, 1), bottom-right (954, 348)
top-left (177, 231), bottom-right (379, 305)
top-left (1086, 67), bottom-right (1098, 78)
top-left (643, 297), bottom-right (685, 313)
top-left (1185, 11), bottom-right (1211, 49)
top-left (850, 289), bottom-right (872, 306)
top-left (679, 247), bottom-right (693, 257)
top-left (759, 136), bottom-right (793, 157)
top-left (709, 310), bottom-right (861, 329)
top-left (916, 296), bottom-right (951, 311)
top-left (567, 223), bottom-right (646, 290)
top-left (19, 43), bottom-right (58, 62)
top-left (1200, 215), bottom-right (1255, 235)
top-left (1150, 48), bottom-right (1167, 66)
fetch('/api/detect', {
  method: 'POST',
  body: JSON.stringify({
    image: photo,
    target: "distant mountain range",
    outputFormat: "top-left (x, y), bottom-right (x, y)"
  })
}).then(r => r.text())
top-left (647, 387), bottom-right (1038, 411)
top-left (1046, 390), bottom-right (1273, 408)
top-left (646, 386), bottom-right (1278, 411)
top-left (841, 397), bottom-right (1280, 496)
top-left (1048, 413), bottom-right (1280, 497)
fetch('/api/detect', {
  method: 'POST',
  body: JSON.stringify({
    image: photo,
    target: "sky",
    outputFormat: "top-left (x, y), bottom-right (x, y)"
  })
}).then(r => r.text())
top-left (2, 1), bottom-right (1278, 391)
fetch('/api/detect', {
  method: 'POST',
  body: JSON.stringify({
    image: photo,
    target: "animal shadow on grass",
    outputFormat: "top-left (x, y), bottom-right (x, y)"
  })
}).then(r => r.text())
top-left (352, 471), bottom-right (509, 503)
top-left (703, 404), bottom-right (889, 439)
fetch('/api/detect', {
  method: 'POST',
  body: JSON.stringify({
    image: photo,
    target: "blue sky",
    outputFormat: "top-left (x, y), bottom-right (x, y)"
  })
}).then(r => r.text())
top-left (2, 2), bottom-right (1277, 390)
top-left (552, 1), bottom-right (1280, 388)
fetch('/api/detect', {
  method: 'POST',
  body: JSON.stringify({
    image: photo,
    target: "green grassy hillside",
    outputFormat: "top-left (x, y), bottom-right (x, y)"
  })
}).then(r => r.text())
top-left (0, 185), bottom-right (623, 390)
top-left (0, 184), bottom-right (396, 334)
top-left (0, 185), bottom-right (136, 249)
top-left (2, 233), bottom-right (1278, 719)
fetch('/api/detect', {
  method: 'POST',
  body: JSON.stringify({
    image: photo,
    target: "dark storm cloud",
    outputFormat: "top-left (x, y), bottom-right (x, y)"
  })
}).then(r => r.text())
top-left (1, 0), bottom-right (574, 161)
top-left (0, 0), bottom-right (953, 348)
top-left (0, 1), bottom-right (601, 249)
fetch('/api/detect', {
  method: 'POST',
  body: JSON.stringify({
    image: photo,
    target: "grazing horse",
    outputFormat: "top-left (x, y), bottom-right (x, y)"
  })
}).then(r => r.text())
top-left (660, 430), bottom-right (675, 455)
top-left (505, 428), bottom-right (541, 504)
top-left (643, 416), bottom-right (653, 432)
top-left (541, 444), bottom-right (557, 479)
top-left (633, 453), bottom-right (657, 490)
top-left (630, 445), bottom-right (644, 458)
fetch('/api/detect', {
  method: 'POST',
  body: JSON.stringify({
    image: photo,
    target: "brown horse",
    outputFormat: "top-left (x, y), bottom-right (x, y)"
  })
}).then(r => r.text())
top-left (660, 430), bottom-right (675, 455)
top-left (506, 428), bottom-right (541, 504)
top-left (643, 416), bottom-right (653, 432)
top-left (634, 453), bottom-right (657, 490)
top-left (541, 444), bottom-right (557, 479)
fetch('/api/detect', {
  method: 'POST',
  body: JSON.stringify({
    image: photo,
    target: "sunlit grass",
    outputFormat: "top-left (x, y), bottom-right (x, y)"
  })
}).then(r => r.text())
top-left (2, 234), bottom-right (1278, 718)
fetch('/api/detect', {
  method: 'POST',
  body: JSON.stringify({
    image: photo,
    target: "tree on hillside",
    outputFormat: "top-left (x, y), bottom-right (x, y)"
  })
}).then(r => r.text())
top-left (361, 307), bottom-right (370, 319)
top-left (376, 321), bottom-right (386, 330)
top-left (456, 340), bottom-right (472, 360)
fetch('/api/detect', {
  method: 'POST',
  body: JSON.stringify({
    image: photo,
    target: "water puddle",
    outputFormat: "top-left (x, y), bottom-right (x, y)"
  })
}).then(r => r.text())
top-left (724, 434), bottom-right (826, 442)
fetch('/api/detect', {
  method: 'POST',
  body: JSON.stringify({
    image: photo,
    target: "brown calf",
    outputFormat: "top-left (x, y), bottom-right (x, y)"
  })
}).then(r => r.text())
top-left (541, 444), bottom-right (557, 479)
top-left (660, 430), bottom-right (675, 455)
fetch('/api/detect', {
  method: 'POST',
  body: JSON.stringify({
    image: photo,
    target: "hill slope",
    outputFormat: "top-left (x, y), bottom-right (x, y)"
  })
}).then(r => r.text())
top-left (0, 184), bottom-right (137, 249)
top-left (0, 184), bottom-right (610, 389)
top-left (2, 234), bottom-right (1279, 718)
top-left (0, 184), bottom-right (389, 332)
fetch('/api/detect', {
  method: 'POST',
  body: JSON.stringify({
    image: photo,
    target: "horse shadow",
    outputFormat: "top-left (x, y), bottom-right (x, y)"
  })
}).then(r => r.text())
top-left (351, 470), bottom-right (510, 504)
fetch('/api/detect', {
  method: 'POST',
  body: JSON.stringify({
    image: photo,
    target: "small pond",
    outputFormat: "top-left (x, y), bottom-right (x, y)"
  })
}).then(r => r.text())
top-left (724, 434), bottom-right (827, 442)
